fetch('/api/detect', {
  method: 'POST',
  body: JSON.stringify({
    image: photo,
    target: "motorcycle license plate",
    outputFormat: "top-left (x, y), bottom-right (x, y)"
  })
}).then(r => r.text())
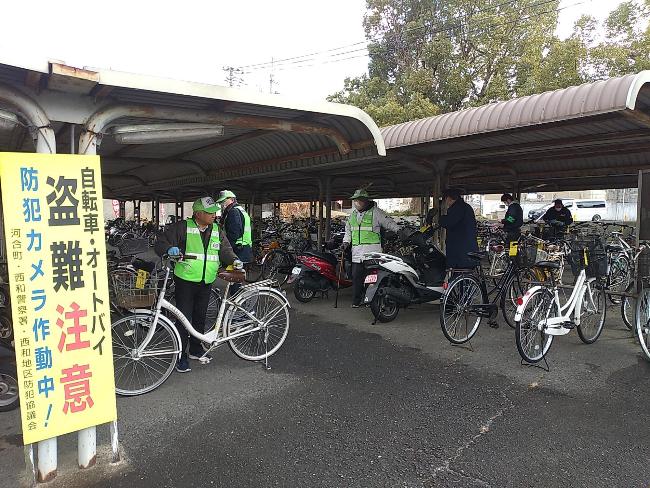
top-left (364, 274), bottom-right (378, 284)
top-left (291, 267), bottom-right (301, 275)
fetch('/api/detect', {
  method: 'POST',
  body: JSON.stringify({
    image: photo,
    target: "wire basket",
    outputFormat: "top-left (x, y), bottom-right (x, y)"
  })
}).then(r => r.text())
top-left (118, 238), bottom-right (150, 256)
top-left (111, 269), bottom-right (158, 309)
top-left (515, 243), bottom-right (538, 268)
top-left (638, 249), bottom-right (650, 279)
top-left (569, 240), bottom-right (607, 278)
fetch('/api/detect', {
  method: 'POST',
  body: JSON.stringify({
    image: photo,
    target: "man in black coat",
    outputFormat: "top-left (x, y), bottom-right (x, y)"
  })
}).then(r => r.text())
top-left (440, 189), bottom-right (478, 269)
top-left (498, 193), bottom-right (524, 245)
top-left (542, 199), bottom-right (573, 237)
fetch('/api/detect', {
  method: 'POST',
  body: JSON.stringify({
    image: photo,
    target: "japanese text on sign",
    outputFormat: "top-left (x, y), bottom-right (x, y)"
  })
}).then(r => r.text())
top-left (1, 153), bottom-right (116, 445)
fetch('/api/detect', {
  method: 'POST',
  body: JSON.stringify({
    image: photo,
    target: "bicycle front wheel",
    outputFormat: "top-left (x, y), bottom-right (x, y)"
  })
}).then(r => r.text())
top-left (227, 288), bottom-right (290, 361)
top-left (577, 283), bottom-right (606, 344)
top-left (608, 255), bottom-right (631, 304)
top-left (440, 274), bottom-right (483, 344)
top-left (635, 287), bottom-right (650, 361)
top-left (501, 268), bottom-right (537, 329)
top-left (515, 288), bottom-right (556, 363)
top-left (112, 313), bottom-right (180, 396)
top-left (621, 295), bottom-right (635, 331)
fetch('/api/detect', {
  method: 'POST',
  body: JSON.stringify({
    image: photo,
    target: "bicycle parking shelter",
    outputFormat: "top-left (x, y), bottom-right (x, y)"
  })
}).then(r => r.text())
top-left (0, 57), bottom-right (650, 483)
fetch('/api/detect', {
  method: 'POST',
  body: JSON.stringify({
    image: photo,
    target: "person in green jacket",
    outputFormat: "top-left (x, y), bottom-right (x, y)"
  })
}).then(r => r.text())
top-left (155, 197), bottom-right (240, 373)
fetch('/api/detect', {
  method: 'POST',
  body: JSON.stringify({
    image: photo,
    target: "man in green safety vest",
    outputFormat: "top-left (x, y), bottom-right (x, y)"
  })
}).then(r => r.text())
top-left (343, 188), bottom-right (399, 308)
top-left (216, 190), bottom-right (253, 264)
top-left (156, 196), bottom-right (241, 373)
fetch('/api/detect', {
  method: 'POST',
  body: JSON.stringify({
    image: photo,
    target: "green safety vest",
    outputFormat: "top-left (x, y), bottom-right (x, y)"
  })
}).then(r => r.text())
top-left (350, 208), bottom-right (380, 245)
top-left (234, 205), bottom-right (252, 247)
top-left (174, 219), bottom-right (221, 284)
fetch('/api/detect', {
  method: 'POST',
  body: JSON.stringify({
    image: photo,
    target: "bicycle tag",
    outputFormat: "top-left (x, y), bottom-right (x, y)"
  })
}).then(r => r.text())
top-left (509, 242), bottom-right (518, 256)
top-left (135, 269), bottom-right (149, 289)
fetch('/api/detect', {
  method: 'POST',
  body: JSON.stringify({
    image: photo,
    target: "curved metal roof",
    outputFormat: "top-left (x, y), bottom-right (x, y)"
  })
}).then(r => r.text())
top-left (381, 71), bottom-right (650, 149)
top-left (0, 59), bottom-right (385, 201)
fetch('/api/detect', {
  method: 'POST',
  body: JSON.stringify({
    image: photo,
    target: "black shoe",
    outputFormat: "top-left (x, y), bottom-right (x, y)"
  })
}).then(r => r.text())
top-left (175, 357), bottom-right (191, 373)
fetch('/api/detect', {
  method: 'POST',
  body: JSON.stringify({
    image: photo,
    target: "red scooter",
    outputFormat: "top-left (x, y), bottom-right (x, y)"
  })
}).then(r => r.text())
top-left (287, 248), bottom-right (352, 303)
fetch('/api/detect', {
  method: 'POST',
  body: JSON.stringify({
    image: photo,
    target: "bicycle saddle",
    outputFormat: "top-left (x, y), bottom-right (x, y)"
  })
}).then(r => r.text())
top-left (218, 270), bottom-right (247, 283)
top-left (467, 251), bottom-right (488, 260)
top-left (535, 261), bottom-right (561, 270)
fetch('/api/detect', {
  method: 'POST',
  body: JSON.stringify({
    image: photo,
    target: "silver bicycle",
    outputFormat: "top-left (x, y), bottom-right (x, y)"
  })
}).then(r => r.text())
top-left (111, 256), bottom-right (291, 396)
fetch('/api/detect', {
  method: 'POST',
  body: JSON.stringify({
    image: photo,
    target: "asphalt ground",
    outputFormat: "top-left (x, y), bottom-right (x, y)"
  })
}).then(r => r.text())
top-left (1, 285), bottom-right (649, 488)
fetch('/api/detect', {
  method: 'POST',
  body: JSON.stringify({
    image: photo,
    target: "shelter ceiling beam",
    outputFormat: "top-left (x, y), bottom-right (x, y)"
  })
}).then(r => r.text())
top-left (102, 157), bottom-right (207, 177)
top-left (80, 104), bottom-right (351, 155)
top-left (440, 128), bottom-right (650, 162)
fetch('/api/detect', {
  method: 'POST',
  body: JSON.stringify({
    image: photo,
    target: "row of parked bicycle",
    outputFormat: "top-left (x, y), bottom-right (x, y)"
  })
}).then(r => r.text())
top-left (250, 216), bottom-right (650, 365)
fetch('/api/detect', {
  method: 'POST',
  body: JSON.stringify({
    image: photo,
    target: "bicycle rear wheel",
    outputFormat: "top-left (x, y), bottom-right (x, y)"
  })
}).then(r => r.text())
top-left (515, 288), bottom-right (556, 363)
top-left (577, 283), bottom-right (606, 344)
top-left (112, 313), bottom-right (179, 396)
top-left (440, 274), bottom-right (483, 344)
top-left (261, 250), bottom-right (291, 286)
top-left (227, 288), bottom-right (290, 361)
top-left (635, 287), bottom-right (650, 361)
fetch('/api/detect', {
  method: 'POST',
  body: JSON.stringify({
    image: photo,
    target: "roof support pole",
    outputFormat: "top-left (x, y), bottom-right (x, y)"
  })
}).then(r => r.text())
top-left (1, 84), bottom-right (63, 483)
top-left (76, 123), bottom-right (100, 473)
top-left (0, 83), bottom-right (55, 154)
top-left (317, 180), bottom-right (324, 249)
top-left (119, 201), bottom-right (126, 219)
top-left (324, 176), bottom-right (332, 242)
top-left (133, 200), bottom-right (141, 224)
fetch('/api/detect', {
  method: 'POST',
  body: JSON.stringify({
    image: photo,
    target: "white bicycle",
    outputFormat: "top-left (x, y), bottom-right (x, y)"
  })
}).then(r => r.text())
top-left (111, 256), bottom-right (291, 396)
top-left (514, 243), bottom-right (607, 363)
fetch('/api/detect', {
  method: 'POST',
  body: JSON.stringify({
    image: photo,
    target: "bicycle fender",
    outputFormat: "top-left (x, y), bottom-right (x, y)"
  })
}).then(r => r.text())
top-left (514, 285), bottom-right (543, 321)
top-left (132, 309), bottom-right (184, 359)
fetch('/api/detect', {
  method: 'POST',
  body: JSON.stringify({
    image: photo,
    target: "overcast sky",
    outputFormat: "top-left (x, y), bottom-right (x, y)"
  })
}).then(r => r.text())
top-left (0, 0), bottom-right (625, 101)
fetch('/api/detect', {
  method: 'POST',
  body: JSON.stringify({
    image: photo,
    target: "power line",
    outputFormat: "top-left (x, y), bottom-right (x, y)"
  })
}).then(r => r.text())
top-left (235, 0), bottom-right (556, 71)
top-left (241, 0), bottom-right (588, 74)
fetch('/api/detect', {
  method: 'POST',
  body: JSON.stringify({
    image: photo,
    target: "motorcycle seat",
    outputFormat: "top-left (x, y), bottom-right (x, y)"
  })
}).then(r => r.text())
top-left (304, 251), bottom-right (338, 266)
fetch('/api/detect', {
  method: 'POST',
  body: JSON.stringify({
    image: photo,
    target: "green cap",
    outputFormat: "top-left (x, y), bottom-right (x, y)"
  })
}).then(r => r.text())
top-left (350, 188), bottom-right (370, 200)
top-left (192, 196), bottom-right (219, 214)
top-left (216, 189), bottom-right (237, 203)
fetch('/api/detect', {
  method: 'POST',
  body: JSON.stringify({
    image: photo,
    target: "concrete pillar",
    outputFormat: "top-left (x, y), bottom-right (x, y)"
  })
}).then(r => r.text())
top-left (118, 201), bottom-right (126, 219)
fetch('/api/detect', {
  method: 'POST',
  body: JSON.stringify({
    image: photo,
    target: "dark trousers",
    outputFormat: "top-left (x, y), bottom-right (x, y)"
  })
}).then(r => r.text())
top-left (173, 276), bottom-right (212, 358)
top-left (351, 262), bottom-right (367, 306)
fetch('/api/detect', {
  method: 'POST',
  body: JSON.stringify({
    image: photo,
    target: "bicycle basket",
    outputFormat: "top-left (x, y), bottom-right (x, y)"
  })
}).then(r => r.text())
top-left (570, 240), bottom-right (606, 278)
top-left (118, 238), bottom-right (150, 256)
top-left (515, 244), bottom-right (537, 268)
top-left (111, 269), bottom-right (158, 309)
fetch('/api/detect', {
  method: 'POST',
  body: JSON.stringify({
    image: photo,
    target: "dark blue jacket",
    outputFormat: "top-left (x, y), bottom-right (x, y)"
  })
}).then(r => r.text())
top-left (440, 199), bottom-right (478, 269)
top-left (221, 204), bottom-right (253, 262)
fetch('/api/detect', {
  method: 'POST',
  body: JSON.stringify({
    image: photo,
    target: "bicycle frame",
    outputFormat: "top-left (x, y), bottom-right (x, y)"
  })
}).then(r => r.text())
top-left (517, 269), bottom-right (597, 335)
top-left (134, 264), bottom-right (289, 356)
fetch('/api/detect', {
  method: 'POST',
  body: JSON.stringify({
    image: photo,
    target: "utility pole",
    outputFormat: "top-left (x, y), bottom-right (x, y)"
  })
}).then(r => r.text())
top-left (223, 66), bottom-right (244, 87)
top-left (268, 57), bottom-right (279, 94)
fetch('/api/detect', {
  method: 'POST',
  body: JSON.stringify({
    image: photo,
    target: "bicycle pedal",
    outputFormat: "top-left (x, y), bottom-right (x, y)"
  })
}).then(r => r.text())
top-left (562, 322), bottom-right (576, 330)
